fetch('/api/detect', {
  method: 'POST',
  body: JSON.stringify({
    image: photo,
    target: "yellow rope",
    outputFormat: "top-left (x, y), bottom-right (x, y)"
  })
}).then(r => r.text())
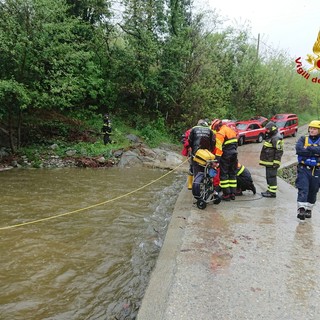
top-left (0, 159), bottom-right (188, 231)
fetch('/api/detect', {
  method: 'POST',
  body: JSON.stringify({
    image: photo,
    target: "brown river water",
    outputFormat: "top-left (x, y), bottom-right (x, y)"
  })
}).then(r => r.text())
top-left (0, 167), bottom-right (185, 320)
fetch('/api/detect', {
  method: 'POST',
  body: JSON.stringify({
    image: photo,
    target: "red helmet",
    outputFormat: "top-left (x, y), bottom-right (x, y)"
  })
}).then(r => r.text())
top-left (211, 119), bottom-right (222, 131)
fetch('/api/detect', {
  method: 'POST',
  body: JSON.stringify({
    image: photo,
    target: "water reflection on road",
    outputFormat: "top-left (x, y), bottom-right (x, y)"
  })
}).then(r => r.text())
top-left (0, 167), bottom-right (184, 319)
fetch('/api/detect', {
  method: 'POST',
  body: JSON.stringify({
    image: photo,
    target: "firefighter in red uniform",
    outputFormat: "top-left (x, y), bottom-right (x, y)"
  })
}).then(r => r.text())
top-left (181, 128), bottom-right (193, 189)
top-left (211, 119), bottom-right (238, 201)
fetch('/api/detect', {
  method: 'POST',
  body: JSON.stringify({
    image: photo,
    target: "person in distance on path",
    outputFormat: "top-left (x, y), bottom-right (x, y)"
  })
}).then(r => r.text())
top-left (259, 121), bottom-right (284, 198)
top-left (296, 120), bottom-right (320, 220)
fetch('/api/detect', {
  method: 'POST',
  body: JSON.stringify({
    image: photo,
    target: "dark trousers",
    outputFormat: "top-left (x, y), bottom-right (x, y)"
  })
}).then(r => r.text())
top-left (220, 153), bottom-right (238, 195)
top-left (296, 165), bottom-right (320, 204)
top-left (103, 134), bottom-right (111, 145)
top-left (265, 167), bottom-right (278, 193)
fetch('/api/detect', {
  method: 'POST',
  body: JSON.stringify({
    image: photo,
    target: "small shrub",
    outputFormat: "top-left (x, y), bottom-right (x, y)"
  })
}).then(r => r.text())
top-left (278, 163), bottom-right (297, 187)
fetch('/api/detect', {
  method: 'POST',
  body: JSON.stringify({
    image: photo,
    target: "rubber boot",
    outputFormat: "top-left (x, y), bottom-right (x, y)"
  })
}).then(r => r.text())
top-left (261, 191), bottom-right (276, 198)
top-left (297, 208), bottom-right (305, 220)
top-left (221, 193), bottom-right (231, 201)
top-left (305, 202), bottom-right (313, 218)
top-left (187, 175), bottom-right (193, 190)
top-left (305, 210), bottom-right (312, 219)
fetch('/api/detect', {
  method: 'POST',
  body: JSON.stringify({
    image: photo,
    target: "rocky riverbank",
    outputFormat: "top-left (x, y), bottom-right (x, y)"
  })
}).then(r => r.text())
top-left (0, 141), bottom-right (185, 172)
top-left (0, 130), bottom-right (300, 186)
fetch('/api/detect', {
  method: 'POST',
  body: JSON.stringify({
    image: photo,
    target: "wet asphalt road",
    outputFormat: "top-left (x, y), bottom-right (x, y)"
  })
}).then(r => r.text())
top-left (138, 125), bottom-right (320, 320)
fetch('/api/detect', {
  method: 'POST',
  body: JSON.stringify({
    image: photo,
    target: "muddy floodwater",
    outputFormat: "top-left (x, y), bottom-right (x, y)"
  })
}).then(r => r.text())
top-left (0, 166), bottom-right (184, 320)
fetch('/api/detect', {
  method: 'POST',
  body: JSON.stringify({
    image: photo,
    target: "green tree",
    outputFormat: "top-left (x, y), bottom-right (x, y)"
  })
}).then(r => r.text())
top-left (0, 0), bottom-right (105, 150)
top-left (0, 80), bottom-right (31, 151)
top-left (66, 0), bottom-right (112, 25)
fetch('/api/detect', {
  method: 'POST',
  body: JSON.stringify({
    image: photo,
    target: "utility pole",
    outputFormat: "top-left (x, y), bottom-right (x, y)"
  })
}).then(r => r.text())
top-left (256, 33), bottom-right (260, 59)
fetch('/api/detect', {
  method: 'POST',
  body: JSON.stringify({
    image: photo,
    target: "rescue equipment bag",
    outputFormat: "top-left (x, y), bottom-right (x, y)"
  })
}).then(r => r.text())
top-left (193, 149), bottom-right (215, 166)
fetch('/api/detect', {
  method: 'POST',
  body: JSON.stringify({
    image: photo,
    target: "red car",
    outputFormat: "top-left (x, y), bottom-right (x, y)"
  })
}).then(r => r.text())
top-left (249, 116), bottom-right (269, 127)
top-left (270, 113), bottom-right (298, 138)
top-left (236, 120), bottom-right (266, 146)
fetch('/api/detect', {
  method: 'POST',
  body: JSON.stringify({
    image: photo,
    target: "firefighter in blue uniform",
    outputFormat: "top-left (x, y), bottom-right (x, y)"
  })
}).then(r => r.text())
top-left (259, 121), bottom-right (284, 198)
top-left (296, 120), bottom-right (320, 220)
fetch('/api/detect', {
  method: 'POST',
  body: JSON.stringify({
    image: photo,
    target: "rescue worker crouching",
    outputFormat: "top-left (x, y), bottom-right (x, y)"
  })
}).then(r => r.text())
top-left (235, 162), bottom-right (256, 196)
top-left (296, 120), bottom-right (320, 220)
top-left (211, 119), bottom-right (238, 201)
top-left (188, 119), bottom-right (216, 178)
top-left (259, 121), bottom-right (284, 198)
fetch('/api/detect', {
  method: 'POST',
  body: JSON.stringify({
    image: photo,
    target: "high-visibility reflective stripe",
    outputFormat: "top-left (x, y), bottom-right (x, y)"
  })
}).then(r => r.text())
top-left (259, 160), bottom-right (273, 166)
top-left (229, 179), bottom-right (237, 188)
top-left (268, 185), bottom-right (277, 193)
top-left (220, 180), bottom-right (230, 188)
top-left (224, 138), bottom-right (238, 145)
top-left (264, 142), bottom-right (273, 147)
top-left (237, 165), bottom-right (245, 176)
top-left (276, 140), bottom-right (284, 150)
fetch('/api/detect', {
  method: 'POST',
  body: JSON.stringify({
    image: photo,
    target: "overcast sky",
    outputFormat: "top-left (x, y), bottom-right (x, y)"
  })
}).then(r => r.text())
top-left (195, 0), bottom-right (320, 61)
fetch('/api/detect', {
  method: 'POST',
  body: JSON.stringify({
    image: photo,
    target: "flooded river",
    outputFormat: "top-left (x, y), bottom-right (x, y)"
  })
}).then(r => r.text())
top-left (0, 167), bottom-right (185, 319)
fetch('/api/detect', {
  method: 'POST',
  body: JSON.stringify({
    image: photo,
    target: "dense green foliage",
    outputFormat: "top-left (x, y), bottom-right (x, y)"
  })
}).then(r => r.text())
top-left (11, 113), bottom-right (174, 168)
top-left (1, 0), bottom-right (320, 153)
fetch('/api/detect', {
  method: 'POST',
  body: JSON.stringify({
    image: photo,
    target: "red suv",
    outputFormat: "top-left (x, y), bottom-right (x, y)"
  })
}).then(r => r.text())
top-left (270, 114), bottom-right (298, 138)
top-left (249, 116), bottom-right (269, 127)
top-left (236, 120), bottom-right (266, 146)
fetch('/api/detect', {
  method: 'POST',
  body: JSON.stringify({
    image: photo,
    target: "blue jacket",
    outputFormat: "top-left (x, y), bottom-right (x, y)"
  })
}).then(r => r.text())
top-left (296, 135), bottom-right (320, 166)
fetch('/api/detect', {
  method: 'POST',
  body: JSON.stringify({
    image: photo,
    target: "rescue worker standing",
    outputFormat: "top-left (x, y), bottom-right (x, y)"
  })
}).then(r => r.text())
top-left (259, 121), bottom-right (284, 198)
top-left (181, 128), bottom-right (193, 189)
top-left (211, 119), bottom-right (238, 201)
top-left (188, 120), bottom-right (215, 178)
top-left (102, 114), bottom-right (112, 145)
top-left (296, 120), bottom-right (320, 220)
